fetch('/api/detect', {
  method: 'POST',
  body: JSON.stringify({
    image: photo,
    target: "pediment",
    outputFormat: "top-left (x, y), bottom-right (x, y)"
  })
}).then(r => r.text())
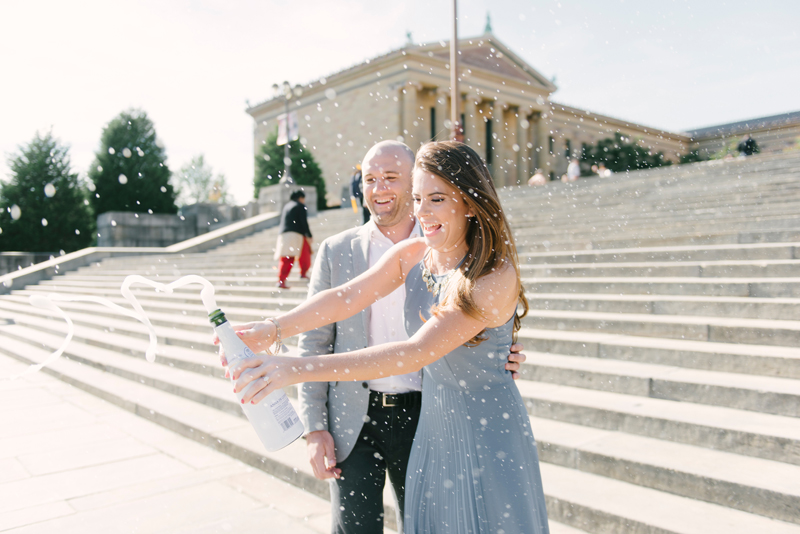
top-left (417, 35), bottom-right (555, 93)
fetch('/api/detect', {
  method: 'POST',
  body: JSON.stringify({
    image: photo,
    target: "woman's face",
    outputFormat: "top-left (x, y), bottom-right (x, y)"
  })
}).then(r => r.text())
top-left (412, 168), bottom-right (473, 253)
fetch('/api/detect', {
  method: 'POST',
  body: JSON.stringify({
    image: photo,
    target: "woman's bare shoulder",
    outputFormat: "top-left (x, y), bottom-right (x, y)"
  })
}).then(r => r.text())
top-left (472, 261), bottom-right (519, 320)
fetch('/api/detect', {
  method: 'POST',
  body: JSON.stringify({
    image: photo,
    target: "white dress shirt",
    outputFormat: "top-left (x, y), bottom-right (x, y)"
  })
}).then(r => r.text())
top-left (365, 218), bottom-right (423, 393)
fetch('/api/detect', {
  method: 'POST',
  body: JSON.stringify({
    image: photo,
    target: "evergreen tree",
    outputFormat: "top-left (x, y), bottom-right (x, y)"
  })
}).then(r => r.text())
top-left (174, 154), bottom-right (230, 206)
top-left (0, 132), bottom-right (93, 252)
top-left (88, 109), bottom-right (177, 215)
top-left (254, 130), bottom-right (327, 211)
top-left (581, 133), bottom-right (670, 174)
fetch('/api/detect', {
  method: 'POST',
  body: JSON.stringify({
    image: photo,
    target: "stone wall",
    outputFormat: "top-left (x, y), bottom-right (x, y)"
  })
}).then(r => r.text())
top-left (97, 212), bottom-right (197, 248)
top-left (0, 252), bottom-right (54, 276)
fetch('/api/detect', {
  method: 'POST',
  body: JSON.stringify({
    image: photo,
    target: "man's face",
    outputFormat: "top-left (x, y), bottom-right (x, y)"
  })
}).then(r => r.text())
top-left (361, 146), bottom-right (414, 228)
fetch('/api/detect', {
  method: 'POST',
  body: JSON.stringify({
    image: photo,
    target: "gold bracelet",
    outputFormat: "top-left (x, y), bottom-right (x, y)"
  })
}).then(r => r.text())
top-left (267, 317), bottom-right (282, 355)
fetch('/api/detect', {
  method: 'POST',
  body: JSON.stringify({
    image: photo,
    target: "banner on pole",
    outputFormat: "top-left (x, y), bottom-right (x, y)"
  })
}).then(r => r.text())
top-left (277, 112), bottom-right (300, 146)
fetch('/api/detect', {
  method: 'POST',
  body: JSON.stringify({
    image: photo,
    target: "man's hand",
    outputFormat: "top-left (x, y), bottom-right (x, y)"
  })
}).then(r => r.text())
top-left (505, 343), bottom-right (527, 380)
top-left (306, 430), bottom-right (341, 480)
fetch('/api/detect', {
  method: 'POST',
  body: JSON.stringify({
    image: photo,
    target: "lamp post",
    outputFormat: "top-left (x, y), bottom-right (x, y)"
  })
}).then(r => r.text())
top-left (272, 81), bottom-right (304, 184)
top-left (450, 0), bottom-right (461, 141)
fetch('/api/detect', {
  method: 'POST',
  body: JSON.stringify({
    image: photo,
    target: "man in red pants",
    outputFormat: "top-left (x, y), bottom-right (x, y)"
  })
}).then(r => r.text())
top-left (274, 190), bottom-right (313, 289)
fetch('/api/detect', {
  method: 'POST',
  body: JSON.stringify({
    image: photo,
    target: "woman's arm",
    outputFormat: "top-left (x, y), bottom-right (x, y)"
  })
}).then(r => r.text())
top-left (231, 263), bottom-right (520, 404)
top-left (216, 239), bottom-right (427, 360)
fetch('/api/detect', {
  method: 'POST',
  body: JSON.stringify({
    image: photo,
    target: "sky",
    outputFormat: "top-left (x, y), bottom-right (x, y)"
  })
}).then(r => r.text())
top-left (1, 0), bottom-right (798, 204)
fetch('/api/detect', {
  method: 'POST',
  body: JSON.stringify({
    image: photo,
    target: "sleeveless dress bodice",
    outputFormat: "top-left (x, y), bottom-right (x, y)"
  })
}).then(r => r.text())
top-left (403, 261), bottom-right (549, 534)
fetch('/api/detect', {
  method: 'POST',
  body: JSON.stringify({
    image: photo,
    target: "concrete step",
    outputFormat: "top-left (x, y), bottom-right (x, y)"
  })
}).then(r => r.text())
top-left (534, 417), bottom-right (800, 524)
top-left (527, 293), bottom-right (800, 320)
top-left (8, 297), bottom-right (798, 419)
top-left (516, 327), bottom-right (800, 379)
top-left (520, 259), bottom-right (800, 278)
top-left (522, 242), bottom-right (800, 265)
top-left (522, 308), bottom-right (800, 347)
top-left (516, 380), bottom-right (800, 466)
top-left (3, 307), bottom-right (798, 468)
top-left (1, 335), bottom-right (797, 532)
top-left (518, 352), bottom-right (800, 417)
top-left (523, 276), bottom-right (800, 297)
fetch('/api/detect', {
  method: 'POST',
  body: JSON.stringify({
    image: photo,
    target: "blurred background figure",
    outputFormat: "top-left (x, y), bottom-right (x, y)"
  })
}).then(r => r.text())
top-left (274, 190), bottom-right (313, 289)
top-left (566, 157), bottom-right (581, 182)
top-left (528, 168), bottom-right (547, 186)
top-left (350, 163), bottom-right (370, 224)
top-left (597, 163), bottom-right (613, 178)
top-left (738, 134), bottom-right (759, 156)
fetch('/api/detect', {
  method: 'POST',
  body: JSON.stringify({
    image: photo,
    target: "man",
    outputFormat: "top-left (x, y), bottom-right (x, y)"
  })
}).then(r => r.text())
top-left (350, 164), bottom-right (370, 224)
top-left (737, 134), bottom-right (759, 157)
top-left (297, 140), bottom-right (527, 534)
top-left (275, 190), bottom-right (312, 289)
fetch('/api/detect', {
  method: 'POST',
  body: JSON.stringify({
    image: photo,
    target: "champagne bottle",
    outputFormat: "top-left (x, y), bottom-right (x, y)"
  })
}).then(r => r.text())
top-left (209, 309), bottom-right (304, 452)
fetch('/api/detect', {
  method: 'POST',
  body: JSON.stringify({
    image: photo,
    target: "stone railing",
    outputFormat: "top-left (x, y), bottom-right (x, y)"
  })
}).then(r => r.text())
top-left (0, 210), bottom-right (281, 295)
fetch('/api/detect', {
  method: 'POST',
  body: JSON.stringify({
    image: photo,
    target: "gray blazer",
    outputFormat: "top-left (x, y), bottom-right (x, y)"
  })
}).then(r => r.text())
top-left (297, 224), bottom-right (373, 462)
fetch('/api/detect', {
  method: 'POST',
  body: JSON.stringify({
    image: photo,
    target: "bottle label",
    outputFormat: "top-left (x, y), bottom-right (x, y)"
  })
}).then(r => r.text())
top-left (270, 393), bottom-right (300, 431)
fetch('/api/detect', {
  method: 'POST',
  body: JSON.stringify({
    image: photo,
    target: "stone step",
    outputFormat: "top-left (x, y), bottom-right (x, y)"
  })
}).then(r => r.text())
top-left (518, 352), bottom-right (800, 417)
top-left (526, 293), bottom-right (800, 320)
top-left (520, 258), bottom-right (800, 278)
top-left (1, 334), bottom-right (798, 532)
top-left (3, 307), bottom-right (798, 468)
top-left (38, 277), bottom-right (800, 320)
top-left (522, 308), bottom-right (800, 347)
top-left (523, 276), bottom-right (800, 297)
top-left (541, 463), bottom-right (800, 533)
top-left (534, 417), bottom-right (800, 524)
top-left (522, 242), bottom-right (800, 264)
top-left (8, 298), bottom-right (798, 419)
top-left (516, 327), bottom-right (800, 379)
top-left (516, 380), bottom-right (800, 467)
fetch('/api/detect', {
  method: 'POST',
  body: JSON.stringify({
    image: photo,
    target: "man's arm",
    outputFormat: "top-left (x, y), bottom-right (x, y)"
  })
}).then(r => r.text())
top-left (297, 240), bottom-right (340, 479)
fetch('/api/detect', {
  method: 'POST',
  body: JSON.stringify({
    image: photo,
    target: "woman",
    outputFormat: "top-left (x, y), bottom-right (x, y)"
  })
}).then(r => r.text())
top-left (223, 142), bottom-right (549, 534)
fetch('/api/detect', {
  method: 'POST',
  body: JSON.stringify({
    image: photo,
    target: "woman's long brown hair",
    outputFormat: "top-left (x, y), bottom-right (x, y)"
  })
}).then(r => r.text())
top-left (415, 141), bottom-right (528, 345)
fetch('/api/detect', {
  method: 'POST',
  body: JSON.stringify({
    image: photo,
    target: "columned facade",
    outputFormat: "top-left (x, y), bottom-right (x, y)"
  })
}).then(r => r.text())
top-left (247, 33), bottom-right (690, 205)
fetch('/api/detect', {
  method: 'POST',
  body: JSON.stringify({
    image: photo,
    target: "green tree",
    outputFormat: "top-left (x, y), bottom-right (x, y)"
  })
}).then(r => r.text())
top-left (680, 149), bottom-right (706, 164)
top-left (88, 109), bottom-right (176, 215)
top-left (254, 129), bottom-right (327, 211)
top-left (580, 133), bottom-right (671, 174)
top-left (0, 132), bottom-right (93, 252)
top-left (174, 154), bottom-right (230, 206)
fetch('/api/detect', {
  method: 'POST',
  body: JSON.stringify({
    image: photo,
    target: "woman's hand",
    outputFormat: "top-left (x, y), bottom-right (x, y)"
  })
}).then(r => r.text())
top-left (229, 354), bottom-right (297, 404)
top-left (212, 320), bottom-right (277, 372)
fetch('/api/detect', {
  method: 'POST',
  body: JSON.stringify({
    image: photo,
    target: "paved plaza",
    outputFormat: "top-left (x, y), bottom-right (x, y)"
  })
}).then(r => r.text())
top-left (0, 355), bottom-right (367, 534)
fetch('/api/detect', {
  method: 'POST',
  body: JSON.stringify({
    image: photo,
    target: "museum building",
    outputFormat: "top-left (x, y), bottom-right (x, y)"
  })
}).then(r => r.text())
top-left (246, 30), bottom-right (797, 206)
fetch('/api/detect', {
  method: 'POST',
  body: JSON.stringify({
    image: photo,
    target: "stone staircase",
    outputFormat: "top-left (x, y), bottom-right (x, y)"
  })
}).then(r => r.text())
top-left (2, 152), bottom-right (800, 533)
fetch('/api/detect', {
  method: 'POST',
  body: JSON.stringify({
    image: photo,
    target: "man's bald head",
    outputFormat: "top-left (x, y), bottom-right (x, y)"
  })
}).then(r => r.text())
top-left (361, 140), bottom-right (415, 174)
top-left (360, 140), bottom-right (415, 231)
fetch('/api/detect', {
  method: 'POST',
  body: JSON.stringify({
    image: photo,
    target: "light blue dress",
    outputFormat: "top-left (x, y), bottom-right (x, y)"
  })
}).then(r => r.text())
top-left (403, 262), bottom-right (550, 534)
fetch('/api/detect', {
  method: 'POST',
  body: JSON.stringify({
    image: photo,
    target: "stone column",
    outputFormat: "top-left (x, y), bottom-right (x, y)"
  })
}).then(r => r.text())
top-left (518, 107), bottom-right (532, 183)
top-left (490, 101), bottom-right (506, 185)
top-left (402, 82), bottom-right (421, 147)
top-left (537, 111), bottom-right (551, 179)
top-left (434, 89), bottom-right (449, 142)
top-left (463, 94), bottom-right (483, 159)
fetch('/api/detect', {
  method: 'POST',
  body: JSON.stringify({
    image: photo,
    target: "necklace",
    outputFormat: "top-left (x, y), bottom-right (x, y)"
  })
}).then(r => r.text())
top-left (421, 251), bottom-right (457, 296)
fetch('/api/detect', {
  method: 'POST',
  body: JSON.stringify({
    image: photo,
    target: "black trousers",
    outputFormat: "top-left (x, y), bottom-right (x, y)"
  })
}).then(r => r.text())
top-left (330, 392), bottom-right (421, 534)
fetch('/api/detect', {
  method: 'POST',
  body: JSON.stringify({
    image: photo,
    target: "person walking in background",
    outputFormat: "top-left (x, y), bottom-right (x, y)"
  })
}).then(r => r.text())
top-left (528, 168), bottom-right (547, 186)
top-left (566, 157), bottom-right (581, 182)
top-left (351, 163), bottom-right (370, 224)
top-left (597, 163), bottom-right (612, 178)
top-left (274, 190), bottom-right (312, 289)
top-left (738, 134), bottom-right (759, 156)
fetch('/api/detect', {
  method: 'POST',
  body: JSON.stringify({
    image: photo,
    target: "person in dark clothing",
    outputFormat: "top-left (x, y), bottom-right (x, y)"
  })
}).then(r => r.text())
top-left (737, 134), bottom-right (759, 156)
top-left (274, 190), bottom-right (313, 289)
top-left (351, 165), bottom-right (370, 224)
